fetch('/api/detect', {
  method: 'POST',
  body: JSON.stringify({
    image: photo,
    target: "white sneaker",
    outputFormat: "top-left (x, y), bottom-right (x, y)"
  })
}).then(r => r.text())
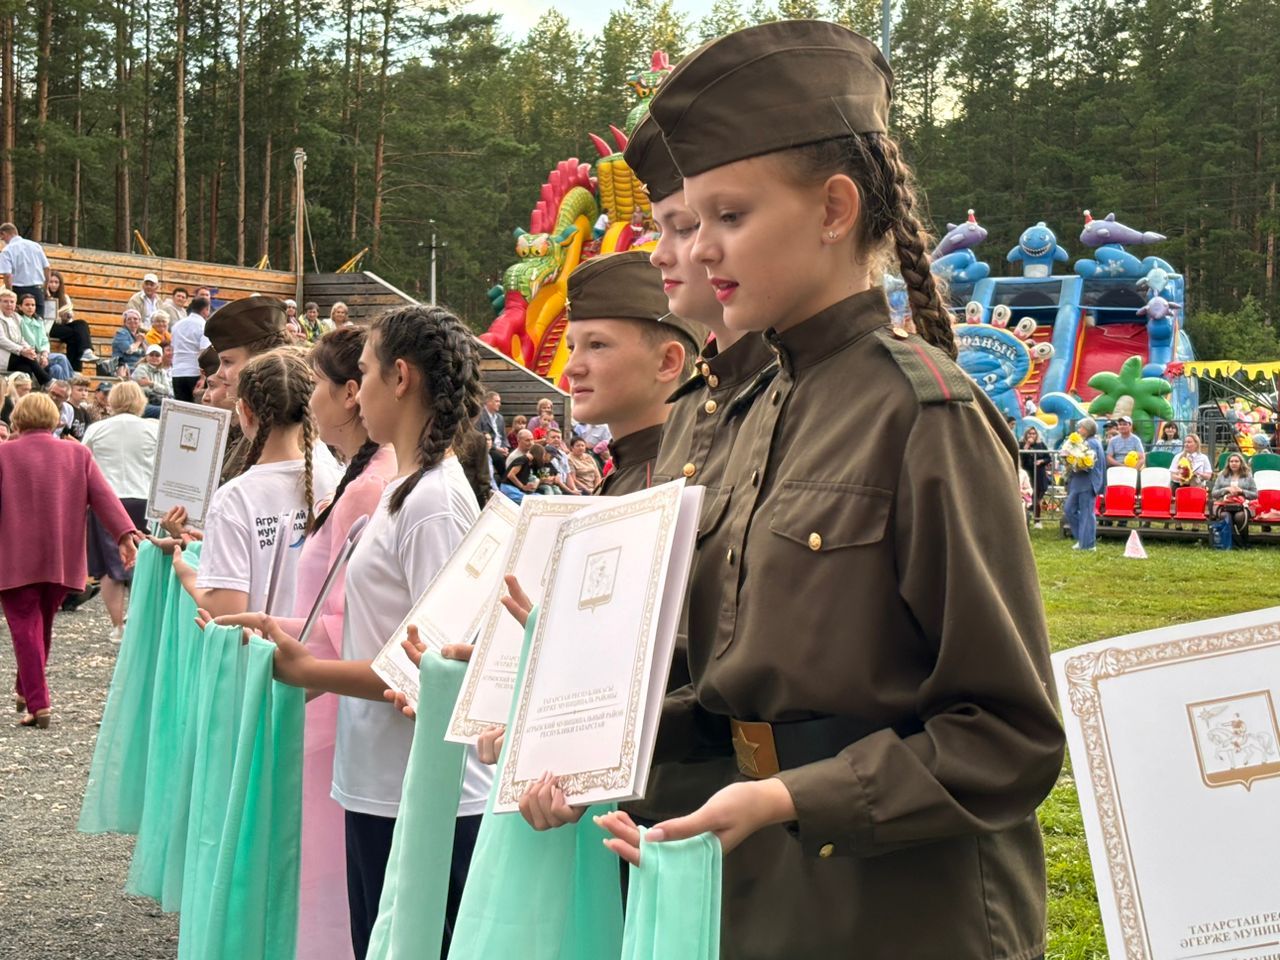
top-left (1033, 521), bottom-right (1043, 529)
top-left (1071, 542), bottom-right (1082, 550)
top-left (109, 625), bottom-right (123, 644)
top-left (81, 349), bottom-right (99, 362)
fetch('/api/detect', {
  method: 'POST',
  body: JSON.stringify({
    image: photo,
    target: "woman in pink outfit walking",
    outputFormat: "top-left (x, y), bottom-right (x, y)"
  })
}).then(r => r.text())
top-left (0, 392), bottom-right (137, 727)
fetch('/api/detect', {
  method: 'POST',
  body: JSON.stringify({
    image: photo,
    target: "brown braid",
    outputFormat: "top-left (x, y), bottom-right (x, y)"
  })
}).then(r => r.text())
top-left (369, 304), bottom-right (484, 516)
top-left (310, 327), bottom-right (380, 533)
top-left (236, 346), bottom-right (321, 529)
top-left (777, 133), bottom-right (957, 359)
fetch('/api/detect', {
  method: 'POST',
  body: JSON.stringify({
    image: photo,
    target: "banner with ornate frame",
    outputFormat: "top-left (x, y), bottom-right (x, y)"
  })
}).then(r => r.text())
top-left (1053, 608), bottom-right (1280, 960)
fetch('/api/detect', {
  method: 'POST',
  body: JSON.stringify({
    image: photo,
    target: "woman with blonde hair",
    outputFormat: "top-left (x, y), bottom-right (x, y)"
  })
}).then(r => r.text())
top-left (82, 381), bottom-right (159, 641)
top-left (0, 392), bottom-right (137, 726)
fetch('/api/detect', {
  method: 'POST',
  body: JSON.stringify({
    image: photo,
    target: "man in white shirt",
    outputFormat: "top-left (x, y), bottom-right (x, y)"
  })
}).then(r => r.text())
top-left (0, 222), bottom-right (51, 315)
top-left (171, 294), bottom-right (212, 402)
top-left (125, 272), bottom-right (164, 330)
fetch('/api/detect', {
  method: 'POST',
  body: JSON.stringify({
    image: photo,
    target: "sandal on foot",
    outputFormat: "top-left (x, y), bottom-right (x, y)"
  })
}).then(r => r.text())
top-left (19, 709), bottom-right (51, 729)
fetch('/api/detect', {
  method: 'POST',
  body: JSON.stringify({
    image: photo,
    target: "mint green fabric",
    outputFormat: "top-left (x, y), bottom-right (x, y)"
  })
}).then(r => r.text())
top-left (176, 625), bottom-right (305, 960)
top-left (620, 831), bottom-right (722, 960)
top-left (366, 656), bottom-right (469, 960)
top-left (448, 607), bottom-right (624, 960)
top-left (78, 541), bottom-right (174, 835)
top-left (127, 543), bottom-right (206, 909)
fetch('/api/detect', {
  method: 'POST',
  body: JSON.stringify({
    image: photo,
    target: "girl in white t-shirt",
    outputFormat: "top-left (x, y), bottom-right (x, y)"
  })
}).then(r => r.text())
top-left (174, 347), bottom-right (339, 617)
top-left (215, 306), bottom-right (492, 958)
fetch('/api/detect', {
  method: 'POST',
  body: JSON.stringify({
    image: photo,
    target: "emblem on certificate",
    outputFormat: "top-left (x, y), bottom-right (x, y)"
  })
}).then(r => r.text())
top-left (465, 534), bottom-right (501, 580)
top-left (1187, 691), bottom-right (1280, 790)
top-left (179, 424), bottom-right (201, 451)
top-left (578, 547), bottom-right (620, 611)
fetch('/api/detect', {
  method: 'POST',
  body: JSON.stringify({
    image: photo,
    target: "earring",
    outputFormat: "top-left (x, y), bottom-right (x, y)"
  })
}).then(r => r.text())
top-left (827, 231), bottom-right (838, 240)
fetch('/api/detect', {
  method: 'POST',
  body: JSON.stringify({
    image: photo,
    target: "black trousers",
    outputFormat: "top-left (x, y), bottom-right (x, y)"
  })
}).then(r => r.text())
top-left (5, 352), bottom-right (51, 386)
top-left (344, 810), bottom-right (483, 959)
top-left (173, 375), bottom-right (199, 403)
top-left (49, 319), bottom-right (93, 361)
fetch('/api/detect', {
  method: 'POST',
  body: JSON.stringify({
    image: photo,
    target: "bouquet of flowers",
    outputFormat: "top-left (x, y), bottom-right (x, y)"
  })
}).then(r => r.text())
top-left (1062, 432), bottom-right (1096, 472)
top-left (1174, 455), bottom-right (1194, 484)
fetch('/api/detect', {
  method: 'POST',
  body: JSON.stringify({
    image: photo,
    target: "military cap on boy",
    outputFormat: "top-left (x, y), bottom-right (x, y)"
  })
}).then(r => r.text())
top-left (623, 114), bottom-right (682, 204)
top-left (205, 296), bottom-right (287, 352)
top-left (567, 251), bottom-right (707, 348)
top-left (648, 20), bottom-right (892, 179)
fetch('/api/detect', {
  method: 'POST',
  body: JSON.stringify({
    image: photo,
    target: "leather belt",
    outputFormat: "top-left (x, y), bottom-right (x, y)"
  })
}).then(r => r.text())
top-left (730, 715), bottom-right (876, 779)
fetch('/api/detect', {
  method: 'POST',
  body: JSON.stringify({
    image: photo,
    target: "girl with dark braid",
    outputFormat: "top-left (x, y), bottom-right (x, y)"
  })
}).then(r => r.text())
top-left (213, 305), bottom-right (493, 958)
top-left (516, 22), bottom-right (1063, 960)
top-left (172, 347), bottom-right (341, 618)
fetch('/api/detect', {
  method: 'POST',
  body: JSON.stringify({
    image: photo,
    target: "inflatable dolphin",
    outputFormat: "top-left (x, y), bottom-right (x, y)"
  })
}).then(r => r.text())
top-left (931, 210), bottom-right (991, 285)
top-left (1007, 222), bottom-right (1069, 278)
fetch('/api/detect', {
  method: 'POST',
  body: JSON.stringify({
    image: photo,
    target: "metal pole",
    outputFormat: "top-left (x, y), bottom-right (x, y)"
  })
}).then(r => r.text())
top-left (429, 220), bottom-right (437, 306)
top-left (293, 148), bottom-right (306, 306)
top-left (881, 0), bottom-right (891, 61)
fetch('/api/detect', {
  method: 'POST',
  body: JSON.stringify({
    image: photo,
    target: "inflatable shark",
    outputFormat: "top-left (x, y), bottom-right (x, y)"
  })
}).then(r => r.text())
top-left (931, 210), bottom-right (990, 285)
top-left (1007, 222), bottom-right (1069, 278)
top-left (1073, 211), bottom-right (1175, 279)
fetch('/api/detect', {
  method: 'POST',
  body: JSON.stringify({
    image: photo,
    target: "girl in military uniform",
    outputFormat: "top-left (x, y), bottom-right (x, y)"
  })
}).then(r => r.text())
top-left (519, 20), bottom-right (1064, 960)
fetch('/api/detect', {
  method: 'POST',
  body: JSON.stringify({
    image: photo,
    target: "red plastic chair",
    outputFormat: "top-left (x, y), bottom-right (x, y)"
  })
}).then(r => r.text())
top-left (1140, 485), bottom-right (1172, 517)
top-left (1173, 485), bottom-right (1209, 520)
top-left (1100, 485), bottom-right (1137, 518)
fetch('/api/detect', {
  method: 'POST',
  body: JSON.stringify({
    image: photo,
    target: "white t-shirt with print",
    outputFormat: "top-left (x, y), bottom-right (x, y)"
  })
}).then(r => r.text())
top-left (332, 457), bottom-right (495, 819)
top-left (195, 459), bottom-right (341, 614)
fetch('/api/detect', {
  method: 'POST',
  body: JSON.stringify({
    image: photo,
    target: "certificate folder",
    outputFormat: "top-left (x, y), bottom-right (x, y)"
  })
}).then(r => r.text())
top-left (494, 480), bottom-right (702, 812)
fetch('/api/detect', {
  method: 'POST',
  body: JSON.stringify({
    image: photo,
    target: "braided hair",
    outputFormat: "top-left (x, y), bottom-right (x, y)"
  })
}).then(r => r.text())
top-left (311, 326), bottom-right (381, 532)
top-left (236, 346), bottom-right (319, 530)
top-left (370, 305), bottom-right (484, 515)
top-left (778, 133), bottom-right (956, 359)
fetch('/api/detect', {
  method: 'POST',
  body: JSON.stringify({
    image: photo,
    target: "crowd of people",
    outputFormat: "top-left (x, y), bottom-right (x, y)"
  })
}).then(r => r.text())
top-left (1015, 413), bottom-right (1278, 549)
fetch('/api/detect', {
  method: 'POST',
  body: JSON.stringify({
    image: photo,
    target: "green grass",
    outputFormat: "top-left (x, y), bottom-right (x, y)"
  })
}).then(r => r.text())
top-left (1034, 527), bottom-right (1280, 958)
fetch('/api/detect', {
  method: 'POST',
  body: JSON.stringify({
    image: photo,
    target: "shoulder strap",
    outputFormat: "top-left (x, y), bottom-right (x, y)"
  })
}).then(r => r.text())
top-left (872, 328), bottom-right (973, 404)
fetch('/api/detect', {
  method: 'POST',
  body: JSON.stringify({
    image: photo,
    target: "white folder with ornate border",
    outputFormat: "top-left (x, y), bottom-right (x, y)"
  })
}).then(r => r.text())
top-left (1052, 607), bottom-right (1280, 960)
top-left (494, 479), bottom-right (702, 812)
top-left (146, 399), bottom-right (233, 527)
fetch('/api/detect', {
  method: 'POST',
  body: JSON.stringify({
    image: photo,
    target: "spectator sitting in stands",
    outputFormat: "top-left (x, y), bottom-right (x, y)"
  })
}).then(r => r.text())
top-left (1252, 429), bottom-right (1272, 455)
top-left (1, 291), bottom-right (52, 389)
top-left (505, 427), bottom-right (533, 468)
top-left (90, 381), bottom-right (111, 418)
top-left (574, 420), bottom-right (612, 468)
top-left (505, 414), bottom-right (528, 450)
top-left (111, 309), bottom-right (147, 373)
top-left (162, 287), bottom-right (189, 326)
top-left (145, 313), bottom-right (172, 348)
top-left (44, 271), bottom-right (98, 363)
top-left (567, 436), bottom-right (601, 494)
top-left (1212, 452), bottom-right (1257, 547)
top-left (1106, 415), bottom-right (1145, 468)
top-left (299, 301), bottom-right (327, 342)
top-left (17, 292), bottom-right (74, 381)
top-left (1172, 433), bottom-right (1212, 488)
top-left (1151, 421), bottom-right (1182, 454)
top-left (499, 433), bottom-right (540, 504)
top-left (329, 301), bottom-right (350, 328)
top-left (132, 344), bottom-right (173, 415)
top-left (62, 375), bottom-right (97, 440)
top-left (544, 428), bottom-right (574, 492)
top-left (527, 397), bottom-right (560, 438)
top-left (529, 443), bottom-right (562, 495)
top-left (125, 272), bottom-right (164, 329)
top-left (9, 371), bottom-right (32, 400)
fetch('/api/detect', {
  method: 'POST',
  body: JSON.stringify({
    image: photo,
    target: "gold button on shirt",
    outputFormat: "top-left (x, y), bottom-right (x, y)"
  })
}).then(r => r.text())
top-left (818, 843), bottom-right (835, 858)
top-left (682, 462), bottom-right (697, 478)
top-left (808, 531), bottom-right (822, 551)
top-left (704, 399), bottom-right (718, 415)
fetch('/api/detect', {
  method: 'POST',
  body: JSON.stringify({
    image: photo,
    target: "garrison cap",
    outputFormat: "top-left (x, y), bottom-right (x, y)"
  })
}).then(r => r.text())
top-left (198, 345), bottom-right (220, 377)
top-left (567, 251), bottom-right (707, 349)
top-left (205, 296), bottom-right (287, 353)
top-left (623, 114), bottom-right (682, 204)
top-left (648, 20), bottom-right (892, 179)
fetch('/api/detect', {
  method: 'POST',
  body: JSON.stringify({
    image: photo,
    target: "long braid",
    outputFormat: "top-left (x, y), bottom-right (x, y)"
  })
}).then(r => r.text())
top-left (313, 438), bottom-right (380, 531)
top-left (236, 347), bottom-right (320, 525)
top-left (370, 305), bottom-right (483, 516)
top-left (300, 412), bottom-right (316, 532)
top-left (779, 133), bottom-right (957, 359)
top-left (873, 135), bottom-right (956, 359)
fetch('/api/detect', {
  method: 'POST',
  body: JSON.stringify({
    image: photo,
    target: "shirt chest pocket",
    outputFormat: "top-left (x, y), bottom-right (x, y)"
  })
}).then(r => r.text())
top-left (768, 480), bottom-right (892, 552)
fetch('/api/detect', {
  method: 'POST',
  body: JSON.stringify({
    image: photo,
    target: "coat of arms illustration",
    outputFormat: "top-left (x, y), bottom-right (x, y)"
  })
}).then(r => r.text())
top-left (578, 547), bottom-right (621, 612)
top-left (1187, 691), bottom-right (1280, 790)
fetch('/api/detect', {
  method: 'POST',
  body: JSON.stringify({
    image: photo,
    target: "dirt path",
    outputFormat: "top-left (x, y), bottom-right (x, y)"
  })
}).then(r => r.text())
top-left (0, 596), bottom-right (179, 958)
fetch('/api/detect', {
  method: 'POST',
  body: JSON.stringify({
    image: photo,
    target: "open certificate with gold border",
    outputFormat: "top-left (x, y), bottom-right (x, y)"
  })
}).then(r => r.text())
top-left (445, 496), bottom-right (594, 743)
top-left (494, 479), bottom-right (702, 812)
top-left (371, 492), bottom-right (520, 709)
top-left (145, 399), bottom-right (233, 527)
top-left (1052, 607), bottom-right (1280, 960)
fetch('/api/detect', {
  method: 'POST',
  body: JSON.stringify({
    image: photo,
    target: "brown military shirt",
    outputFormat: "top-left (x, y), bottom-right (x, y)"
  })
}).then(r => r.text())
top-left (598, 423), bottom-right (663, 496)
top-left (633, 334), bottom-right (777, 820)
top-left (683, 289), bottom-right (1065, 960)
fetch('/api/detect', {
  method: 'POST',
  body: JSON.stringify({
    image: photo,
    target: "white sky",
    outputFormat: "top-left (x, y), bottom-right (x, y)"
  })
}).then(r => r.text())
top-left (462, 0), bottom-right (720, 36)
